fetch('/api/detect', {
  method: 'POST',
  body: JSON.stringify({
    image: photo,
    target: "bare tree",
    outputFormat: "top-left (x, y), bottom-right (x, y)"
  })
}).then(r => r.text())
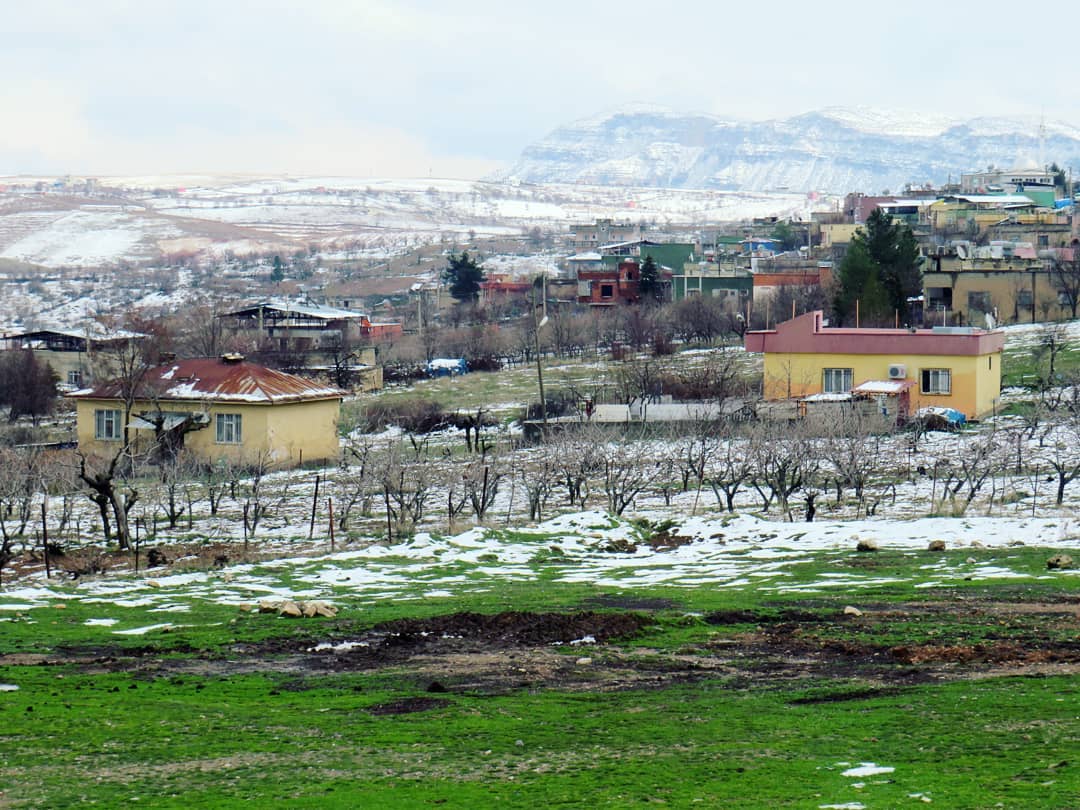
top-left (707, 434), bottom-right (754, 513)
top-left (462, 456), bottom-right (504, 522)
top-left (552, 431), bottom-right (603, 509)
top-left (516, 453), bottom-right (555, 521)
top-left (331, 437), bottom-right (376, 532)
top-left (1051, 254), bottom-right (1080, 319)
top-left (378, 440), bottom-right (434, 539)
top-left (599, 441), bottom-right (653, 516)
top-left (748, 421), bottom-right (817, 520)
top-left (932, 434), bottom-right (1001, 515)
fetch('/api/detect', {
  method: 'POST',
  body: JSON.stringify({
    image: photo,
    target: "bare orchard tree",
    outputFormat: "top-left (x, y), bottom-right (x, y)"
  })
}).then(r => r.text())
top-left (331, 436), bottom-right (377, 533)
top-left (599, 440), bottom-right (654, 516)
top-left (227, 452), bottom-right (276, 541)
top-left (155, 451), bottom-right (199, 530)
top-left (819, 407), bottom-right (891, 516)
top-left (378, 439), bottom-right (434, 540)
top-left (77, 450), bottom-right (141, 550)
top-left (551, 430), bottom-right (603, 509)
top-left (1034, 321), bottom-right (1070, 390)
top-left (931, 434), bottom-right (1002, 515)
top-left (748, 420), bottom-right (818, 521)
top-left (0, 446), bottom-right (41, 545)
top-left (706, 432), bottom-right (754, 513)
top-left (462, 455), bottom-right (505, 522)
top-left (1036, 416), bottom-right (1080, 506)
top-left (76, 331), bottom-right (155, 549)
top-left (516, 452), bottom-right (555, 522)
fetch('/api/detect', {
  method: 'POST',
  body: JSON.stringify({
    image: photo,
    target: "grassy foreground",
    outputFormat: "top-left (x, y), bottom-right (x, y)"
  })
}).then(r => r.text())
top-left (1, 549), bottom-right (1078, 808)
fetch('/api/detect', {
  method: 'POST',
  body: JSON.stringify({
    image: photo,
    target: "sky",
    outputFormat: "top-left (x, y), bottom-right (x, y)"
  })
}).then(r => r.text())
top-left (5, 1), bottom-right (1080, 180)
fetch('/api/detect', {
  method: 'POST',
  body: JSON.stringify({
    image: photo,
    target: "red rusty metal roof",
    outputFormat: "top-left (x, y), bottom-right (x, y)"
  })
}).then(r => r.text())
top-left (68, 357), bottom-right (345, 404)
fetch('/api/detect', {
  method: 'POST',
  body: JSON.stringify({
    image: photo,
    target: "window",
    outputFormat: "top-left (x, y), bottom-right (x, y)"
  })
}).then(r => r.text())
top-left (1017, 289), bottom-right (1033, 309)
top-left (823, 368), bottom-right (853, 393)
top-left (967, 291), bottom-right (992, 314)
top-left (94, 409), bottom-right (121, 441)
top-left (921, 368), bottom-right (951, 395)
top-left (67, 370), bottom-right (82, 387)
top-left (215, 413), bottom-right (242, 444)
top-left (600, 284), bottom-right (614, 298)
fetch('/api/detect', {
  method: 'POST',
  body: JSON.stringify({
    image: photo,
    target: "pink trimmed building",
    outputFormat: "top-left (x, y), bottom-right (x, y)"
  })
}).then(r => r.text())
top-left (744, 311), bottom-right (1005, 420)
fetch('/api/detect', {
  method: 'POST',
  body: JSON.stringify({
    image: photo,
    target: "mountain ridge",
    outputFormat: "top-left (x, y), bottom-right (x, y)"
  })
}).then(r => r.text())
top-left (500, 106), bottom-right (1080, 194)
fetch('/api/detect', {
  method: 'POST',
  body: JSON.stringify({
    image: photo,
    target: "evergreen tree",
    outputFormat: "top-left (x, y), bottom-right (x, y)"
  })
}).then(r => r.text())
top-left (862, 208), bottom-right (922, 316)
top-left (770, 221), bottom-right (803, 252)
top-left (834, 210), bottom-right (921, 325)
top-left (442, 251), bottom-right (486, 303)
top-left (638, 255), bottom-right (662, 302)
top-left (833, 238), bottom-right (890, 326)
top-left (270, 255), bottom-right (285, 283)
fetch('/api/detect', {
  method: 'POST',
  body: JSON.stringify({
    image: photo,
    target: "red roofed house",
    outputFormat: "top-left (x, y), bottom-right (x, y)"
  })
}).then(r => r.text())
top-left (744, 311), bottom-right (1005, 420)
top-left (69, 354), bottom-right (344, 467)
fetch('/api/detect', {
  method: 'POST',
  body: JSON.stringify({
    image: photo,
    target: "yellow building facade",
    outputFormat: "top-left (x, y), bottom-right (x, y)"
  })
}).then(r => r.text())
top-left (745, 311), bottom-right (1005, 420)
top-left (70, 357), bottom-right (344, 468)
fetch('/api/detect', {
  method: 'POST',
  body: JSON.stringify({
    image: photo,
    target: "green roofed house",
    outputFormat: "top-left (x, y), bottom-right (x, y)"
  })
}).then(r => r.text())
top-left (670, 261), bottom-right (753, 303)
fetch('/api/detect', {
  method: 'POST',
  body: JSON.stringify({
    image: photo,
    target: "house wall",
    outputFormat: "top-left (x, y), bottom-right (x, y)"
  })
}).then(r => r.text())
top-left (761, 350), bottom-right (1000, 419)
top-left (820, 224), bottom-right (859, 248)
top-left (74, 397), bottom-right (341, 467)
top-left (923, 268), bottom-right (1068, 325)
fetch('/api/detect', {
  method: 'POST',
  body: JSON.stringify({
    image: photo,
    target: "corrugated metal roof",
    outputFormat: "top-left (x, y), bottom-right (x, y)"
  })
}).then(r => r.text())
top-left (223, 299), bottom-right (367, 321)
top-left (68, 358), bottom-right (345, 404)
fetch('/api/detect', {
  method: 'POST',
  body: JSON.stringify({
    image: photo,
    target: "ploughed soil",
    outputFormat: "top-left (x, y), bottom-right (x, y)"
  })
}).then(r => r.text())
top-left (15, 599), bottom-right (1080, 704)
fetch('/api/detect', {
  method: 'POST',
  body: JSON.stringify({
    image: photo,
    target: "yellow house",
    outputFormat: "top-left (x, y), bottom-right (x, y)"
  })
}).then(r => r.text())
top-left (69, 355), bottom-right (344, 467)
top-left (744, 311), bottom-right (1006, 420)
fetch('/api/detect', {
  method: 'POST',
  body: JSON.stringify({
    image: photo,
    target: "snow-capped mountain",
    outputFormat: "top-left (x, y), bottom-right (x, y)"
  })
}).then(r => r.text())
top-left (501, 106), bottom-right (1080, 194)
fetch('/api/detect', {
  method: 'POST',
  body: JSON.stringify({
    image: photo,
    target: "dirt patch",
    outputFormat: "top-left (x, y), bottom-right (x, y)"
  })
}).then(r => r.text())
top-left (367, 696), bottom-right (451, 715)
top-left (789, 687), bottom-right (906, 704)
top-left (28, 600), bottom-right (1080, 698)
top-left (372, 611), bottom-right (651, 647)
top-left (889, 641), bottom-right (1080, 665)
top-left (705, 609), bottom-right (827, 625)
top-left (582, 595), bottom-right (677, 611)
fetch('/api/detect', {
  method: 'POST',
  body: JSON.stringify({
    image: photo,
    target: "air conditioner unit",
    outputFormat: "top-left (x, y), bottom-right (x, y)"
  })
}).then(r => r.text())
top-left (888, 363), bottom-right (907, 380)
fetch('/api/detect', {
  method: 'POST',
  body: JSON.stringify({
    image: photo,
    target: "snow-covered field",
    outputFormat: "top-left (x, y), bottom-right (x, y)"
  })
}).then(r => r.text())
top-left (1, 506), bottom-right (1074, 625)
top-left (0, 175), bottom-right (827, 270)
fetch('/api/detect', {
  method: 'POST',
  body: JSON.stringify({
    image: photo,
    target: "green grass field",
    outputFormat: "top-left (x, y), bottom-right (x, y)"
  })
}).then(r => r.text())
top-left (2, 547), bottom-right (1077, 808)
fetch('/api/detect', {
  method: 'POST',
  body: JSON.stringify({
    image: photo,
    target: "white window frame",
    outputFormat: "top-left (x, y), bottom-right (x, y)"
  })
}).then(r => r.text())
top-left (67, 369), bottom-right (82, 387)
top-left (823, 367), bottom-right (853, 394)
top-left (921, 368), bottom-right (952, 395)
top-left (215, 413), bottom-right (242, 444)
top-left (94, 409), bottom-right (121, 441)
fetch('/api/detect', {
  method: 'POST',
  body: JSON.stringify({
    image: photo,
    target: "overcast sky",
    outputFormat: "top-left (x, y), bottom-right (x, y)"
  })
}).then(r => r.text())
top-left (5, 1), bottom-right (1080, 179)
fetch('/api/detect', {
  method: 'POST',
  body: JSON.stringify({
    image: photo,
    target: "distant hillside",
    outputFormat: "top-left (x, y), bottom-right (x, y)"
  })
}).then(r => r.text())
top-left (500, 106), bottom-right (1080, 194)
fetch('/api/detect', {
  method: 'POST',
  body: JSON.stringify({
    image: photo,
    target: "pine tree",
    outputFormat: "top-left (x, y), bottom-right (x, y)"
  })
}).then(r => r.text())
top-left (638, 255), bottom-right (661, 302)
top-left (862, 209), bottom-right (922, 316)
top-left (834, 210), bottom-right (921, 325)
top-left (833, 238), bottom-right (890, 326)
top-left (270, 255), bottom-right (285, 283)
top-left (442, 251), bottom-right (486, 303)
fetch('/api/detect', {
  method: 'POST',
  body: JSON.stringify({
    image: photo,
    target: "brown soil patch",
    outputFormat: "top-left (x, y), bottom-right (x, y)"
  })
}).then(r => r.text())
top-left (32, 600), bottom-right (1080, 697)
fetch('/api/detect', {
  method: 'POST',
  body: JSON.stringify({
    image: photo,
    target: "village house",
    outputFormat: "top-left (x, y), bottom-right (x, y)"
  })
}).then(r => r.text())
top-left (744, 310), bottom-right (1005, 421)
top-left (1, 326), bottom-right (145, 390)
top-left (577, 259), bottom-right (645, 306)
top-left (69, 355), bottom-right (344, 468)
top-left (923, 247), bottom-right (1079, 325)
top-left (220, 299), bottom-right (397, 390)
